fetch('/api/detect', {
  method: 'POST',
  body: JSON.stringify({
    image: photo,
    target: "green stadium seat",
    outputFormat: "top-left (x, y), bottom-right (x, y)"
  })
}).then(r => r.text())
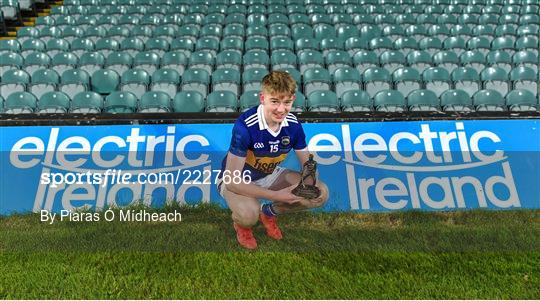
top-left (481, 66), bottom-right (509, 96)
top-left (70, 38), bottom-right (95, 58)
top-left (382, 24), bottom-right (405, 41)
top-left (345, 37), bottom-right (369, 57)
top-left (340, 90), bottom-right (372, 112)
top-left (181, 68), bottom-right (210, 98)
top-left (223, 24), bottom-right (244, 39)
top-left (353, 50), bottom-right (378, 74)
top-left (78, 52), bottom-right (105, 76)
top-left (105, 52), bottom-right (133, 75)
top-left (491, 36), bottom-right (516, 56)
top-left (206, 91), bottom-right (237, 112)
top-left (104, 91), bottom-right (138, 113)
top-left (96, 16), bottom-right (119, 30)
top-left (268, 13), bottom-right (289, 26)
top-left (225, 13), bottom-right (247, 27)
top-left (374, 90), bottom-right (406, 112)
top-left (51, 53), bottom-right (78, 75)
top-left (333, 67), bottom-right (361, 99)
top-left (313, 23), bottom-right (335, 42)
top-left (212, 68), bottom-right (241, 97)
top-left (303, 67), bottom-right (331, 97)
top-left (200, 24), bottom-right (221, 41)
top-left (363, 67), bottom-right (391, 97)
top-left (450, 25), bottom-right (473, 40)
top-left (290, 91), bottom-right (306, 112)
top-left (195, 37), bottom-right (219, 56)
top-left (4, 92), bottom-right (37, 114)
top-left (245, 37), bottom-right (269, 53)
top-left (407, 89), bottom-right (440, 111)
top-left (440, 89), bottom-right (474, 112)
top-left (460, 50), bottom-right (487, 74)
top-left (170, 38), bottom-right (195, 57)
top-left (422, 67), bottom-right (451, 97)
top-left (505, 89), bottom-right (538, 111)
top-left (517, 24), bottom-right (539, 38)
top-left (393, 67), bottom-right (421, 99)
top-left (515, 37), bottom-right (538, 56)
top-left (473, 89), bottom-right (506, 111)
top-left (451, 67), bottom-right (481, 97)
top-left (95, 38), bottom-right (120, 57)
top-left (419, 37), bottom-right (443, 56)
top-left (308, 90), bottom-right (339, 112)
top-left (21, 38), bottom-right (46, 57)
top-left (45, 37), bottom-right (70, 58)
top-left (133, 51), bottom-right (161, 75)
top-left (368, 37), bottom-right (393, 56)
top-left (292, 24), bottom-right (313, 40)
top-left (405, 24), bottom-right (428, 41)
top-left (242, 68), bottom-right (268, 93)
top-left (216, 50), bottom-right (242, 72)
top-left (289, 13), bottom-right (309, 26)
top-left (23, 52), bottom-right (51, 75)
top-left (120, 68), bottom-right (150, 99)
top-left (17, 27), bottom-right (39, 42)
top-left (173, 91), bottom-right (205, 112)
top-left (188, 51), bottom-right (214, 74)
top-left (145, 38), bottom-right (171, 56)
top-left (120, 37), bottom-right (145, 57)
top-left (321, 37), bottom-right (344, 57)
top-left (0, 39), bottom-right (20, 54)
top-left (59, 69), bottom-right (90, 99)
top-left (37, 91), bottom-right (70, 113)
top-left (247, 13), bottom-right (267, 27)
top-left (333, 14), bottom-right (353, 27)
top-left (178, 25), bottom-right (199, 43)
top-left (0, 69), bottom-right (29, 98)
top-left (379, 50), bottom-right (406, 74)
top-left (61, 26), bottom-right (84, 43)
top-left (239, 90), bottom-right (259, 112)
top-left (106, 26), bottom-right (130, 41)
top-left (243, 50), bottom-right (269, 71)
top-left (138, 91), bottom-right (171, 113)
top-left (83, 26), bottom-right (106, 44)
top-left (29, 69), bottom-right (59, 100)
top-left (510, 66), bottom-right (537, 96)
top-left (325, 50), bottom-right (351, 75)
top-left (295, 37), bottom-right (319, 56)
top-left (91, 69), bottom-right (120, 95)
top-left (220, 37), bottom-right (244, 55)
top-left (130, 25), bottom-right (153, 43)
top-left (428, 24), bottom-right (451, 41)
top-left (433, 50), bottom-right (460, 73)
top-left (393, 37), bottom-right (418, 55)
top-left (270, 37), bottom-right (294, 52)
top-left (150, 68), bottom-right (180, 99)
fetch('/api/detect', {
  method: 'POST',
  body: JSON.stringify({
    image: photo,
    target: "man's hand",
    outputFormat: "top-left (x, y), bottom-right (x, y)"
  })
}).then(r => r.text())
top-left (271, 185), bottom-right (307, 204)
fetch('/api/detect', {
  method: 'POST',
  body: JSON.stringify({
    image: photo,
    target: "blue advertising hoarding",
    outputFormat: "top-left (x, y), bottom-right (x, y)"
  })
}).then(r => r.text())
top-left (1, 119), bottom-right (539, 215)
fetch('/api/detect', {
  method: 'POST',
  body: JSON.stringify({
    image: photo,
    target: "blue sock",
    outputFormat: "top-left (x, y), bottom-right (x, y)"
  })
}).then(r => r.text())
top-left (261, 203), bottom-right (277, 217)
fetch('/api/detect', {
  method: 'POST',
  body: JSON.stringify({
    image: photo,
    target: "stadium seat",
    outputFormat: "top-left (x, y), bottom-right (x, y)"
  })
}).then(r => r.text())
top-left (181, 68), bottom-right (210, 99)
top-left (29, 69), bottom-right (59, 100)
top-left (0, 39), bottom-right (20, 54)
top-left (105, 52), bottom-right (133, 75)
top-left (481, 66), bottom-right (509, 97)
top-left (246, 26), bottom-right (268, 39)
top-left (467, 37), bottom-right (491, 56)
top-left (486, 50), bottom-right (512, 73)
top-left (353, 50), bottom-right (378, 74)
top-left (4, 92), bottom-right (37, 114)
top-left (206, 91), bottom-right (237, 112)
top-left (321, 37), bottom-right (344, 57)
top-left (333, 67), bottom-right (361, 100)
top-left (363, 67), bottom-right (392, 97)
top-left (270, 37), bottom-right (294, 53)
top-left (188, 51), bottom-right (214, 74)
top-left (393, 37), bottom-right (418, 55)
top-left (91, 69), bottom-right (120, 95)
top-left (407, 89), bottom-right (441, 111)
top-left (295, 37), bottom-right (319, 56)
top-left (133, 51), bottom-right (161, 75)
top-left (422, 67), bottom-right (451, 97)
top-left (270, 50), bottom-right (296, 71)
top-left (171, 38), bottom-right (195, 57)
top-left (78, 52), bottom-right (105, 76)
top-left (513, 51), bottom-right (538, 70)
top-left (516, 36), bottom-right (538, 56)
top-left (473, 89), bottom-right (506, 111)
top-left (406, 50), bottom-right (432, 74)
top-left (243, 50), bottom-right (269, 71)
top-left (269, 24), bottom-right (292, 39)
top-left (452, 67), bottom-right (481, 97)
top-left (212, 68), bottom-right (241, 97)
top-left (50, 53), bottom-right (78, 75)
top-left (21, 38), bottom-right (46, 58)
top-left (373, 90), bottom-right (406, 112)
top-left (223, 24), bottom-right (244, 39)
top-left (433, 50), bottom-right (460, 73)
top-left (161, 52), bottom-right (188, 75)
top-left (145, 38), bottom-right (171, 57)
top-left (70, 91), bottom-right (104, 113)
top-left (379, 50), bottom-right (407, 74)
top-left (106, 26), bottom-right (130, 41)
top-left (510, 66), bottom-right (538, 96)
top-left (0, 69), bottom-right (29, 98)
top-left (505, 89), bottom-right (538, 111)
top-left (393, 67), bottom-right (421, 99)
top-left (150, 68), bottom-right (180, 99)
top-left (460, 50), bottom-right (487, 74)
top-left (23, 52), bottom-right (51, 75)
top-left (303, 67), bottom-right (331, 97)
top-left (59, 69), bottom-right (90, 99)
top-left (440, 89), bottom-right (474, 112)
top-left (298, 50), bottom-right (324, 75)
top-left (138, 91), bottom-right (171, 113)
top-left (242, 68), bottom-right (269, 93)
top-left (419, 37), bottom-right (443, 56)
top-left (307, 90), bottom-right (339, 112)
top-left (220, 37), bottom-right (244, 55)
top-left (340, 90), bottom-right (372, 112)
top-left (173, 91), bottom-right (205, 112)
top-left (104, 91), bottom-right (138, 113)
top-left (120, 69), bottom-right (150, 99)
top-left (245, 37), bottom-right (269, 53)
top-left (239, 90), bottom-right (260, 112)
top-left (37, 91), bottom-right (70, 113)
top-left (95, 38), bottom-right (120, 58)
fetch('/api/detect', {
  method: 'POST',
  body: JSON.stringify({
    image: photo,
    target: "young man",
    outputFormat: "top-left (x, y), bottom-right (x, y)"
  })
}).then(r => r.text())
top-left (219, 71), bottom-right (329, 250)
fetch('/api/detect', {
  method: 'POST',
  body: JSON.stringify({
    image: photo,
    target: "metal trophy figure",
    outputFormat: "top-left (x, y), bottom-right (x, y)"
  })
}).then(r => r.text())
top-left (292, 154), bottom-right (321, 199)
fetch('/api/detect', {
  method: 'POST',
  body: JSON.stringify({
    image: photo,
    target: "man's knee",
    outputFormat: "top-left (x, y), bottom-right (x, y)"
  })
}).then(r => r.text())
top-left (232, 207), bottom-right (259, 227)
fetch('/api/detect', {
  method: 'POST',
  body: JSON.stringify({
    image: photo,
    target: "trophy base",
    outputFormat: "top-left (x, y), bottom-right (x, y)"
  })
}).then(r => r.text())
top-left (292, 184), bottom-right (321, 199)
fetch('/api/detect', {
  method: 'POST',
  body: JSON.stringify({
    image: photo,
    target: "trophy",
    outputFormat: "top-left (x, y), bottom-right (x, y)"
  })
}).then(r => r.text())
top-left (292, 154), bottom-right (321, 199)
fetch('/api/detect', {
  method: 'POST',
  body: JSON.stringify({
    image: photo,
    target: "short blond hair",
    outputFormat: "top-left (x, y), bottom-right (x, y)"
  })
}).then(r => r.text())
top-left (261, 71), bottom-right (297, 96)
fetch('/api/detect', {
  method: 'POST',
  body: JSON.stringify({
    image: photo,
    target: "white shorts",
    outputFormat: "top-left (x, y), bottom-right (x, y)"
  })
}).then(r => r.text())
top-left (218, 166), bottom-right (287, 197)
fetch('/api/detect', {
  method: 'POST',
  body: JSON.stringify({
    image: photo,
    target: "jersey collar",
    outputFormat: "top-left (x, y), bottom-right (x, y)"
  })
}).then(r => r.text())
top-left (257, 105), bottom-right (289, 137)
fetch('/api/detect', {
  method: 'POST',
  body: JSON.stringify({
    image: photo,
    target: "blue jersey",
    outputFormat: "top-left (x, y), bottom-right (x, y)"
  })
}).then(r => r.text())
top-left (221, 105), bottom-right (307, 181)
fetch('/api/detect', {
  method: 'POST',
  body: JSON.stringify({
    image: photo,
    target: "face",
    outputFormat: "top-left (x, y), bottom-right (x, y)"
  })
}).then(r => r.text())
top-left (260, 90), bottom-right (296, 126)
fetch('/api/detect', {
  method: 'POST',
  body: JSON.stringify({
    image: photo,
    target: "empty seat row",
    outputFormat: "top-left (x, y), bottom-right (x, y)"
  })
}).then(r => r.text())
top-left (2, 88), bottom-right (539, 115)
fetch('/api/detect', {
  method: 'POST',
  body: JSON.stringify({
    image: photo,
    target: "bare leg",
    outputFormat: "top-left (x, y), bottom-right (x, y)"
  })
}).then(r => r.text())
top-left (221, 184), bottom-right (260, 228)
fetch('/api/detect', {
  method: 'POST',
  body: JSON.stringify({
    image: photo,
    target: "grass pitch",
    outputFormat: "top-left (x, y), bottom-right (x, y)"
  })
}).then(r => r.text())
top-left (1, 205), bottom-right (539, 299)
